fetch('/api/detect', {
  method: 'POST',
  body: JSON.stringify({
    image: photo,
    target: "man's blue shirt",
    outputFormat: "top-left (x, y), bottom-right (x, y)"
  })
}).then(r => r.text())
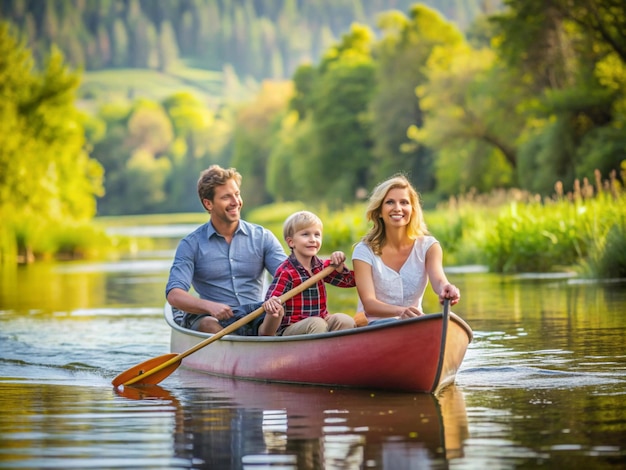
top-left (166, 219), bottom-right (286, 306)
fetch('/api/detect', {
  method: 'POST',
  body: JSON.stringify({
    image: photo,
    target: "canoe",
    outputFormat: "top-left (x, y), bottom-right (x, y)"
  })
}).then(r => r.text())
top-left (165, 303), bottom-right (473, 394)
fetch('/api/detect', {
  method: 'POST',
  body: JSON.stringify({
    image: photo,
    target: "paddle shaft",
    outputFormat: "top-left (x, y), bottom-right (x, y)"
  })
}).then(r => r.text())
top-left (430, 298), bottom-right (450, 394)
top-left (121, 264), bottom-right (337, 386)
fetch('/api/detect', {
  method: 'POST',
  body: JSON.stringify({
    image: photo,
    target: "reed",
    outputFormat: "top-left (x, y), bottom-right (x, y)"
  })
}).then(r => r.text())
top-left (441, 168), bottom-right (625, 276)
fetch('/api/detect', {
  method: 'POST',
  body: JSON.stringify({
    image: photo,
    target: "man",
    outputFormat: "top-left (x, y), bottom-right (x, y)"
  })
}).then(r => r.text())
top-left (165, 165), bottom-right (286, 334)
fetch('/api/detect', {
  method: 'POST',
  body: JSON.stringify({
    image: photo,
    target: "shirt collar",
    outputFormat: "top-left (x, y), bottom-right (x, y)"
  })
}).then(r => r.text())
top-left (206, 220), bottom-right (247, 239)
top-left (288, 253), bottom-right (323, 273)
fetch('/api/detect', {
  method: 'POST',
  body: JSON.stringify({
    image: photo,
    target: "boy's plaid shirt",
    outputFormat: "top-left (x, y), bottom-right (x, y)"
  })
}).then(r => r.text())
top-left (265, 253), bottom-right (355, 329)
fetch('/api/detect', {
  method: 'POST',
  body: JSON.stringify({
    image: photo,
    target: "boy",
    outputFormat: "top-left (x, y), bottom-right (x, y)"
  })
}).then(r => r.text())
top-left (262, 211), bottom-right (356, 335)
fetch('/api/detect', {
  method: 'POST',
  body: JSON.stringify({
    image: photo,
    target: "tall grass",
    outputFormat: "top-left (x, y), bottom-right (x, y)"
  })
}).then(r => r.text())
top-left (95, 170), bottom-right (623, 280)
top-left (438, 169), bottom-right (626, 277)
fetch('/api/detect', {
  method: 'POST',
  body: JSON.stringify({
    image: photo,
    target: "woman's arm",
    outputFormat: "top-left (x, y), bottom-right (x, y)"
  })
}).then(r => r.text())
top-left (425, 243), bottom-right (460, 305)
top-left (353, 259), bottom-right (420, 318)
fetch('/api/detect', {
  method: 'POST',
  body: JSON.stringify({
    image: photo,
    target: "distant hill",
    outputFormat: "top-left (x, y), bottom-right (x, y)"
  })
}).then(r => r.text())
top-left (77, 65), bottom-right (228, 112)
top-left (2, 1), bottom-right (501, 90)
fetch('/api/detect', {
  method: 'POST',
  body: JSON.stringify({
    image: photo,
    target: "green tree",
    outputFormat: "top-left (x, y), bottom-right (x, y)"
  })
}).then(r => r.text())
top-left (90, 103), bottom-right (133, 215)
top-left (370, 5), bottom-right (465, 191)
top-left (308, 56), bottom-right (376, 204)
top-left (0, 22), bottom-right (103, 263)
top-left (231, 81), bottom-right (294, 208)
top-left (276, 24), bottom-right (376, 205)
top-left (90, 99), bottom-right (175, 214)
top-left (162, 92), bottom-right (217, 212)
top-left (110, 18), bottom-right (128, 67)
top-left (124, 148), bottom-right (172, 213)
top-left (157, 20), bottom-right (179, 72)
top-left (491, 0), bottom-right (625, 193)
top-left (0, 23), bottom-right (103, 221)
top-left (413, 45), bottom-right (518, 194)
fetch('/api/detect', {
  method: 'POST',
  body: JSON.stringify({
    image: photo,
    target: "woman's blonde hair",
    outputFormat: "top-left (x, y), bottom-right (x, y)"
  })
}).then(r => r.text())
top-left (283, 211), bottom-right (323, 241)
top-left (362, 174), bottom-right (428, 255)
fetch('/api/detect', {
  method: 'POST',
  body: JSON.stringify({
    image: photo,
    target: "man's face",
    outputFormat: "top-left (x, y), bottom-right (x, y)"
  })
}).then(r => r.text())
top-left (204, 179), bottom-right (242, 225)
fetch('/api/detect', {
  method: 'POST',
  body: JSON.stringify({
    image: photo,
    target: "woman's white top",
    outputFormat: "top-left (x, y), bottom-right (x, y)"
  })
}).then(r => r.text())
top-left (352, 236), bottom-right (438, 322)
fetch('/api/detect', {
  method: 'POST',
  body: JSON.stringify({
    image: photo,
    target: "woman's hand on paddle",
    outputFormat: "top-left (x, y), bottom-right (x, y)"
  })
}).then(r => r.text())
top-left (263, 297), bottom-right (284, 318)
top-left (439, 283), bottom-right (460, 306)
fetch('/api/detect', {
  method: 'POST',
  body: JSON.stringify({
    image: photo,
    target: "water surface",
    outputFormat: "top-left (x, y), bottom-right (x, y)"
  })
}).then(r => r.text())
top-left (0, 227), bottom-right (624, 469)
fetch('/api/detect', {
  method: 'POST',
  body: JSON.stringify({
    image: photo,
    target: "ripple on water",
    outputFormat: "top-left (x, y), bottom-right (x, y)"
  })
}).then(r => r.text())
top-left (457, 365), bottom-right (626, 391)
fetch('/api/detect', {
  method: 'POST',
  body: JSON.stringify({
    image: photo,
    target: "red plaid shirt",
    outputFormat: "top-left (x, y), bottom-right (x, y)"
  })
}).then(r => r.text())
top-left (265, 254), bottom-right (356, 330)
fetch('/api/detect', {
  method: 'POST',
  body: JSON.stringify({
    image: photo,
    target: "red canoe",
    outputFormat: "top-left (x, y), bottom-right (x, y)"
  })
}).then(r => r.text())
top-left (165, 302), bottom-right (473, 394)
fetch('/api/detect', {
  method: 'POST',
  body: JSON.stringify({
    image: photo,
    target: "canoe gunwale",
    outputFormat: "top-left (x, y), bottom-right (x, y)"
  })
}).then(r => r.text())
top-left (164, 302), bottom-right (473, 344)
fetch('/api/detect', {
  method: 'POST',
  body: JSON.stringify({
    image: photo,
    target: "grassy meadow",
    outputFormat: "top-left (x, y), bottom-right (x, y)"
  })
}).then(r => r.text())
top-left (77, 63), bottom-right (257, 113)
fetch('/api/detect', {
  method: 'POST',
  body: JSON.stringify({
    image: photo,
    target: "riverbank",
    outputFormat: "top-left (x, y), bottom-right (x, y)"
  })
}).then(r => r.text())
top-left (2, 175), bottom-right (624, 277)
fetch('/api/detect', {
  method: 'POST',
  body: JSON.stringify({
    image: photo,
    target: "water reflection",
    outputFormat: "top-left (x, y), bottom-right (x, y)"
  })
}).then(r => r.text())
top-left (116, 372), bottom-right (469, 469)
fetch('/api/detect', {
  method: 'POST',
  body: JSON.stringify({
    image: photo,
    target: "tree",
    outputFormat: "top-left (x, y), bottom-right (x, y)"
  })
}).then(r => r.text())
top-left (157, 20), bottom-right (179, 72)
top-left (413, 45), bottom-right (519, 194)
top-left (96, 99), bottom-right (173, 214)
top-left (0, 23), bottom-right (103, 222)
top-left (231, 80), bottom-right (294, 208)
top-left (307, 56), bottom-right (376, 204)
top-left (273, 23), bottom-right (376, 205)
top-left (370, 6), bottom-right (465, 191)
top-left (0, 21), bottom-right (104, 260)
top-left (491, 0), bottom-right (625, 193)
top-left (162, 92), bottom-right (217, 212)
top-left (110, 18), bottom-right (128, 67)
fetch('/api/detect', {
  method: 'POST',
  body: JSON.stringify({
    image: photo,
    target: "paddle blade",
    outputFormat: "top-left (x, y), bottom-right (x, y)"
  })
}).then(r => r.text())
top-left (113, 383), bottom-right (177, 401)
top-left (112, 353), bottom-right (180, 387)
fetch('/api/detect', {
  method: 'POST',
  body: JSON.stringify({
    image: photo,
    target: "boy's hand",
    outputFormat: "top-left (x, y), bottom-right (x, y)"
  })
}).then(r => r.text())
top-left (330, 251), bottom-right (346, 272)
top-left (263, 297), bottom-right (284, 318)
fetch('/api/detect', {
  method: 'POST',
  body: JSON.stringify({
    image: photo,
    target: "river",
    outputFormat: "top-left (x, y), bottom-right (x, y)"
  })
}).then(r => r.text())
top-left (0, 224), bottom-right (624, 469)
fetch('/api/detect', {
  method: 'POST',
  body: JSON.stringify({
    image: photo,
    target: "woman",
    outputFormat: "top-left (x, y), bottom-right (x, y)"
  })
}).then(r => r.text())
top-left (352, 174), bottom-right (460, 325)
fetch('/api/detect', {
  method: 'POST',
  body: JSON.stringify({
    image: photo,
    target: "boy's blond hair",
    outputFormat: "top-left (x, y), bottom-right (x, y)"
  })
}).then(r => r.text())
top-left (283, 211), bottom-right (323, 241)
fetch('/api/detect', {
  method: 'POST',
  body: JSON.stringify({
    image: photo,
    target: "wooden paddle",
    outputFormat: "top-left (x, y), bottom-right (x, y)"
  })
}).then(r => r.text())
top-left (112, 264), bottom-right (337, 387)
top-left (430, 298), bottom-right (451, 394)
